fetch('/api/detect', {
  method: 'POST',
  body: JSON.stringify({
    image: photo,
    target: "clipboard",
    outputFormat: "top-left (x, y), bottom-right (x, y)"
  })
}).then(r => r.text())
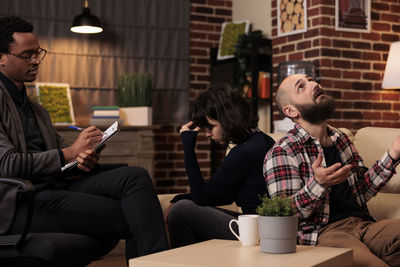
top-left (61, 121), bottom-right (121, 172)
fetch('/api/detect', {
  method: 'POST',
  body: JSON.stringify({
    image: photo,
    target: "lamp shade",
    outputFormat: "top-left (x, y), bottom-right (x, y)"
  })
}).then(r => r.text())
top-left (71, 0), bottom-right (103, 34)
top-left (382, 41), bottom-right (400, 89)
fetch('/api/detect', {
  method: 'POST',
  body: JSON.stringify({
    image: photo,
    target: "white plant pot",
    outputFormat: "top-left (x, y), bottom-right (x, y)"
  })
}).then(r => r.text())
top-left (120, 107), bottom-right (152, 126)
top-left (258, 215), bottom-right (298, 254)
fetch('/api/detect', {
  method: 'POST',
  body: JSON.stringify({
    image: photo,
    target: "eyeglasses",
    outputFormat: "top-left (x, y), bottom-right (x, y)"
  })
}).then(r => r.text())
top-left (8, 48), bottom-right (47, 63)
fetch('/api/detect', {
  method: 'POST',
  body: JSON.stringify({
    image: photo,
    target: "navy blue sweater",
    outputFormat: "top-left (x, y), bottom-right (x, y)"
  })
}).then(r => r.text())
top-left (175, 130), bottom-right (275, 214)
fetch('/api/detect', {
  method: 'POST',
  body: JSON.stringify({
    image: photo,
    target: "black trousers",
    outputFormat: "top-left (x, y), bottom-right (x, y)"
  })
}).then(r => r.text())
top-left (9, 166), bottom-right (169, 260)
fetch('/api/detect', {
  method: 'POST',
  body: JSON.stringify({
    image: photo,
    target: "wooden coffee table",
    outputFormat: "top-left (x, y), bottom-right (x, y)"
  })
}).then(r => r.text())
top-left (130, 239), bottom-right (352, 267)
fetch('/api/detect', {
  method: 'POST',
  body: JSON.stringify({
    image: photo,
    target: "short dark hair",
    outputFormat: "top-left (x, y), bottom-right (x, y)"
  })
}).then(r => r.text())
top-left (192, 83), bottom-right (258, 145)
top-left (0, 16), bottom-right (33, 53)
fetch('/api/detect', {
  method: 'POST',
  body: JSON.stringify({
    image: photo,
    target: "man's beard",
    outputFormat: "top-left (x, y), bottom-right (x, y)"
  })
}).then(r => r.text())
top-left (295, 96), bottom-right (336, 124)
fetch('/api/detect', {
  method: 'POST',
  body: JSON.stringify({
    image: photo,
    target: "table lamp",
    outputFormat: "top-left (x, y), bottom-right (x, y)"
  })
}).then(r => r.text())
top-left (382, 41), bottom-right (400, 89)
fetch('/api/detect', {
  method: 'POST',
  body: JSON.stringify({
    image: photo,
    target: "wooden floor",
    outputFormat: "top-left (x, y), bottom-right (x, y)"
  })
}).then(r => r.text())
top-left (88, 241), bottom-right (126, 267)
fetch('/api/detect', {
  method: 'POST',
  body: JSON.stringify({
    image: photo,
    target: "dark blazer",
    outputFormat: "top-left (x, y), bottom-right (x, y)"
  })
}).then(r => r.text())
top-left (0, 80), bottom-right (67, 234)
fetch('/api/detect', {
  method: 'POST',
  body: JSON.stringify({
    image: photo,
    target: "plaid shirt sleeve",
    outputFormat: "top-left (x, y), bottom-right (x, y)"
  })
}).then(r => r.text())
top-left (264, 139), bottom-right (329, 220)
top-left (335, 131), bottom-right (400, 205)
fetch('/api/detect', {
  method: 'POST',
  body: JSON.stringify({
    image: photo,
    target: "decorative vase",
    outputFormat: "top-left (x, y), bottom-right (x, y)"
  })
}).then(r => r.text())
top-left (120, 106), bottom-right (152, 126)
top-left (258, 215), bottom-right (298, 254)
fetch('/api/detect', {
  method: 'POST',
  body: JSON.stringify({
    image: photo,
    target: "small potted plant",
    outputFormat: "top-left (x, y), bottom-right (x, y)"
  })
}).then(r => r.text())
top-left (117, 72), bottom-right (153, 126)
top-left (256, 194), bottom-right (298, 253)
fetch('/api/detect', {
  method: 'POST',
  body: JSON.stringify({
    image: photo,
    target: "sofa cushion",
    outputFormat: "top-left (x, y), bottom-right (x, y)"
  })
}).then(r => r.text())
top-left (354, 127), bottom-right (400, 193)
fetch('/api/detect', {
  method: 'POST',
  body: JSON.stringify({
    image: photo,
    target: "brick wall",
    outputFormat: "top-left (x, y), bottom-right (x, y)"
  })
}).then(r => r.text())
top-left (154, 0), bottom-right (233, 193)
top-left (271, 0), bottom-right (400, 131)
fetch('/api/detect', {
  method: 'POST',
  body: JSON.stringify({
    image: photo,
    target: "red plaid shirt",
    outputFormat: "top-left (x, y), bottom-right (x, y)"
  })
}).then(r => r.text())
top-left (264, 124), bottom-right (399, 245)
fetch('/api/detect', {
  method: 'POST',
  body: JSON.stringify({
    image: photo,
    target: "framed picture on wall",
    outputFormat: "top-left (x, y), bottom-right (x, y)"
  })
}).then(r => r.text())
top-left (35, 83), bottom-right (75, 125)
top-left (217, 20), bottom-right (250, 60)
top-left (335, 0), bottom-right (370, 32)
top-left (277, 0), bottom-right (307, 37)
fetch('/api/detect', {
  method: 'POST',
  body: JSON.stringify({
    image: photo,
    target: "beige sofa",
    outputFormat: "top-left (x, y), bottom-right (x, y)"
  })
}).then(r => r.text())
top-left (91, 127), bottom-right (400, 266)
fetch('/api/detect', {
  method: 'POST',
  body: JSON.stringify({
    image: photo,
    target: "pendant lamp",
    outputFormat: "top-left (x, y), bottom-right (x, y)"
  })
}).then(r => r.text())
top-left (71, 0), bottom-right (103, 34)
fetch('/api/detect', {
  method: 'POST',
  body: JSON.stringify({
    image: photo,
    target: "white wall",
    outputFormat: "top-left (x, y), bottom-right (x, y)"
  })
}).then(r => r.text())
top-left (232, 0), bottom-right (272, 38)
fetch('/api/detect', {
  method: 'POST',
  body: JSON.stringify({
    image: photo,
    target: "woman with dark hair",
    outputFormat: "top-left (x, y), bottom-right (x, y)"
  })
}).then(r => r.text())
top-left (166, 84), bottom-right (275, 248)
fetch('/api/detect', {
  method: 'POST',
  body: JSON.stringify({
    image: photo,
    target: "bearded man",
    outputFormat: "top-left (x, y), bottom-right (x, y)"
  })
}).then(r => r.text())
top-left (264, 74), bottom-right (400, 267)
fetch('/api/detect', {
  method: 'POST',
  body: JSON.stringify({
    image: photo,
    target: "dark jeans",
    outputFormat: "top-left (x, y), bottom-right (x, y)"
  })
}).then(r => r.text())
top-left (9, 166), bottom-right (169, 260)
top-left (167, 199), bottom-right (240, 248)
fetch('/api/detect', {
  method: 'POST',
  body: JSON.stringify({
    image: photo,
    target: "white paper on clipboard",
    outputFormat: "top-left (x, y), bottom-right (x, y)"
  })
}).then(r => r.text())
top-left (61, 121), bottom-right (120, 172)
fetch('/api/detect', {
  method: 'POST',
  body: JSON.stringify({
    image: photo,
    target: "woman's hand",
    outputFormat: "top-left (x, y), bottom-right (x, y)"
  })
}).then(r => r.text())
top-left (179, 121), bottom-right (200, 134)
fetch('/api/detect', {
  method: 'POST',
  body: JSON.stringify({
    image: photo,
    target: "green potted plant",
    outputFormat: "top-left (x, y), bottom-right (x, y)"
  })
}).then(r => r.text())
top-left (256, 194), bottom-right (298, 253)
top-left (117, 72), bottom-right (153, 126)
top-left (233, 30), bottom-right (264, 95)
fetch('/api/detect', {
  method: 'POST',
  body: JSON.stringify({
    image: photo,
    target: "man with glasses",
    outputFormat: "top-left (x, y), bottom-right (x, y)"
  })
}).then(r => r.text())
top-left (0, 16), bottom-right (168, 263)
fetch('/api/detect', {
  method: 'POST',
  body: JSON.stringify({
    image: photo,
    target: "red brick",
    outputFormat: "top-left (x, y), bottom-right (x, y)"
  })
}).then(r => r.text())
top-left (343, 111), bottom-right (363, 119)
top-left (156, 162), bottom-right (175, 169)
top-left (372, 22), bottom-right (391, 32)
top-left (393, 103), bottom-right (400, 110)
top-left (363, 73), bottom-right (381, 81)
top-left (353, 62), bottom-right (371, 70)
top-left (361, 32), bottom-right (381, 41)
top-left (305, 49), bottom-right (320, 58)
top-left (333, 60), bottom-right (351, 69)
top-left (373, 63), bottom-right (386, 71)
top-left (343, 71), bottom-right (361, 79)
top-left (336, 101), bottom-right (353, 109)
top-left (381, 13), bottom-right (400, 23)
top-left (333, 81), bottom-right (353, 89)
top-left (382, 93), bottom-right (400, 101)
top-left (320, 58), bottom-right (332, 67)
top-left (191, 32), bottom-right (207, 39)
top-left (363, 112), bottom-right (381, 120)
top-left (373, 43), bottom-right (390, 52)
top-left (333, 40), bottom-right (351, 48)
top-left (289, 52), bottom-right (304, 61)
top-left (342, 50), bottom-right (362, 59)
top-left (353, 82), bottom-right (373, 90)
top-left (320, 38), bottom-right (332, 47)
top-left (191, 23), bottom-right (214, 31)
top-left (207, 0), bottom-right (226, 6)
top-left (281, 44), bottom-right (296, 53)
top-left (341, 32), bottom-right (361, 39)
top-left (392, 4), bottom-right (400, 13)
top-left (321, 69), bottom-right (341, 78)
top-left (297, 41), bottom-right (312, 50)
top-left (343, 91), bottom-right (361, 99)
top-left (372, 2), bottom-right (390, 10)
top-left (287, 34), bottom-right (304, 42)
top-left (155, 143), bottom-right (175, 150)
top-left (363, 92), bottom-right (380, 101)
top-left (190, 15), bottom-right (208, 22)
top-left (354, 101), bottom-right (372, 109)
top-left (381, 34), bottom-right (400, 42)
top-left (373, 102), bottom-right (391, 110)
top-left (352, 42), bottom-right (371, 50)
top-left (362, 52), bottom-right (381, 61)
top-left (207, 33), bottom-right (220, 41)
top-left (383, 112), bottom-right (400, 120)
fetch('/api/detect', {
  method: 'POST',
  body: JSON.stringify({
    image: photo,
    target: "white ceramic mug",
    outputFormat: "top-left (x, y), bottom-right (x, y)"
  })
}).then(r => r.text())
top-left (229, 215), bottom-right (259, 246)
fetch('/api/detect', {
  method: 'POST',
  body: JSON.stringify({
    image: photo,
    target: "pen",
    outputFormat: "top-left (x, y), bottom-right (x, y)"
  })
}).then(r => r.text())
top-left (69, 126), bottom-right (84, 131)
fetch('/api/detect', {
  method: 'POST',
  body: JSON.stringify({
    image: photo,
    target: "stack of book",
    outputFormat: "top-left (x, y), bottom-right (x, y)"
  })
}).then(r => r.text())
top-left (89, 106), bottom-right (123, 126)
